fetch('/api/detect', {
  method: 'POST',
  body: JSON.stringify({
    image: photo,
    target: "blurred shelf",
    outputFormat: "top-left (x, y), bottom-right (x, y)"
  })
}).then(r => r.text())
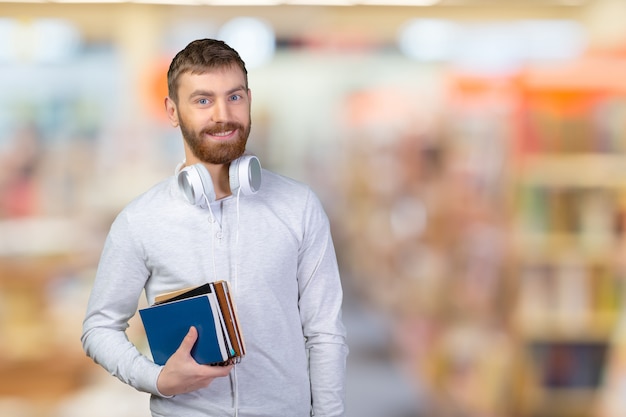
top-left (0, 246), bottom-right (100, 409)
top-left (530, 388), bottom-right (598, 417)
top-left (511, 85), bottom-right (626, 417)
top-left (0, 217), bottom-right (101, 258)
top-left (511, 232), bottom-right (621, 257)
top-left (515, 312), bottom-right (619, 342)
top-left (517, 154), bottom-right (626, 188)
top-left (0, 353), bottom-right (97, 402)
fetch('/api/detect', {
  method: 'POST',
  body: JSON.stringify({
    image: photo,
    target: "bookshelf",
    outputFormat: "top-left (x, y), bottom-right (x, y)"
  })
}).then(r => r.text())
top-left (0, 219), bottom-right (107, 414)
top-left (511, 56), bottom-right (626, 417)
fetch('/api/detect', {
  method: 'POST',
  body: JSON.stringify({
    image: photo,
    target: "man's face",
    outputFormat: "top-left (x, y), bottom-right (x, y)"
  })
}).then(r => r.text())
top-left (169, 66), bottom-right (251, 165)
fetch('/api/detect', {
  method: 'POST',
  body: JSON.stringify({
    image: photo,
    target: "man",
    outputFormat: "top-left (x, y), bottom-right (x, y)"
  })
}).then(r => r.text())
top-left (81, 39), bottom-right (348, 417)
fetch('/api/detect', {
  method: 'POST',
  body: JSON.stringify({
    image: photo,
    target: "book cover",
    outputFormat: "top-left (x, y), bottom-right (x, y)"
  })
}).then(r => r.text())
top-left (154, 283), bottom-right (212, 305)
top-left (139, 293), bottom-right (230, 366)
top-left (153, 281), bottom-right (245, 359)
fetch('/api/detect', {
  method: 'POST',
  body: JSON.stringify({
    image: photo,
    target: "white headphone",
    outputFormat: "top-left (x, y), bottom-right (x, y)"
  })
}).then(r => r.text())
top-left (177, 154), bottom-right (262, 208)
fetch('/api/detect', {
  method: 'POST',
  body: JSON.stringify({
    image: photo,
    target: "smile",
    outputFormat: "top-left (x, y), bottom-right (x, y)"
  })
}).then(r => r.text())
top-left (208, 130), bottom-right (236, 140)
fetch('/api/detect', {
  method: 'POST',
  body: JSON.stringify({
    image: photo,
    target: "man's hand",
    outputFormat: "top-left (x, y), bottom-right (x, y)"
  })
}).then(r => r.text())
top-left (157, 326), bottom-right (234, 396)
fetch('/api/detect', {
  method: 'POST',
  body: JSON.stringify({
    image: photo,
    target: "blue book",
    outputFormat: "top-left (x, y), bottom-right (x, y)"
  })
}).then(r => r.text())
top-left (139, 293), bottom-right (229, 366)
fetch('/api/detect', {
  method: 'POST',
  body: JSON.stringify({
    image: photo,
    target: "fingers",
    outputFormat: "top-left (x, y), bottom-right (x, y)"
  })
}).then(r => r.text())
top-left (209, 363), bottom-right (235, 377)
top-left (177, 326), bottom-right (198, 355)
top-left (158, 359), bottom-right (234, 396)
top-left (156, 326), bottom-right (234, 396)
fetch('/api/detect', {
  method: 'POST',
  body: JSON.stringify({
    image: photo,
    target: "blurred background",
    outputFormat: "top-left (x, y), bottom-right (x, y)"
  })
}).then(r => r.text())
top-left (3, 1), bottom-right (626, 416)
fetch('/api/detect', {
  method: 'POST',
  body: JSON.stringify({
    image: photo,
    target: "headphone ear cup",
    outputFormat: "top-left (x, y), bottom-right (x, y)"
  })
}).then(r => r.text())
top-left (177, 164), bottom-right (216, 207)
top-left (230, 155), bottom-right (262, 196)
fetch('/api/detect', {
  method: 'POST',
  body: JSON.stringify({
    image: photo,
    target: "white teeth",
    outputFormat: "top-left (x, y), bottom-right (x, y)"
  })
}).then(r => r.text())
top-left (213, 130), bottom-right (233, 137)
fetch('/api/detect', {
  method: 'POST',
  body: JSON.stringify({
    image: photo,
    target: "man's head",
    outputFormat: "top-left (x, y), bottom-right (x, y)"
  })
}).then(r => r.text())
top-left (165, 39), bottom-right (251, 166)
top-left (167, 39), bottom-right (248, 105)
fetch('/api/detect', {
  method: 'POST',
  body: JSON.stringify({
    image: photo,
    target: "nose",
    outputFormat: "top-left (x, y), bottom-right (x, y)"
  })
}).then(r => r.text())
top-left (212, 98), bottom-right (230, 122)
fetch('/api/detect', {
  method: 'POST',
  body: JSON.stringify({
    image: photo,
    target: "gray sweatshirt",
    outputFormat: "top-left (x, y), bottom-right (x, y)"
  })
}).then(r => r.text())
top-left (81, 168), bottom-right (348, 417)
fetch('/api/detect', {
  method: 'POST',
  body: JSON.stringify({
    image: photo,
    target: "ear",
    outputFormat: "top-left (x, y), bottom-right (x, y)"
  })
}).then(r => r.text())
top-left (164, 96), bottom-right (179, 127)
top-left (247, 88), bottom-right (253, 111)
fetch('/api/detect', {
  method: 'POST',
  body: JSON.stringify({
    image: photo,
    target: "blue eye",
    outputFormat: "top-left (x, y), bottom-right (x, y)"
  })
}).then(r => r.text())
top-left (198, 98), bottom-right (209, 105)
top-left (230, 94), bottom-right (241, 101)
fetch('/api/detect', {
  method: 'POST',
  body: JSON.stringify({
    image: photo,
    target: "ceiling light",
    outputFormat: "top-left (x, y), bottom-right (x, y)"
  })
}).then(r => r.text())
top-left (133, 0), bottom-right (199, 4)
top-left (218, 17), bottom-right (276, 69)
top-left (207, 0), bottom-right (281, 4)
top-left (0, 19), bottom-right (21, 62)
top-left (286, 0), bottom-right (354, 5)
top-left (361, 0), bottom-right (440, 5)
top-left (398, 19), bottom-right (459, 62)
top-left (30, 18), bottom-right (82, 63)
top-left (53, 0), bottom-right (124, 3)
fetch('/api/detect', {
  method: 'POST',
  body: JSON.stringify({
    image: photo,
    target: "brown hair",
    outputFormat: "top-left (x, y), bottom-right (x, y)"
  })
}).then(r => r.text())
top-left (167, 39), bottom-right (248, 104)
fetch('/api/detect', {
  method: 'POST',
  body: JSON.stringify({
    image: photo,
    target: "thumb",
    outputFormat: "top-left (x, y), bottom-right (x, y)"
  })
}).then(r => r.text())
top-left (178, 326), bottom-right (198, 354)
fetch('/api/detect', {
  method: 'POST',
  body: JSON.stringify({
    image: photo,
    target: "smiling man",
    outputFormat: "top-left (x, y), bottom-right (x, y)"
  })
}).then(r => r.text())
top-left (81, 39), bottom-right (348, 417)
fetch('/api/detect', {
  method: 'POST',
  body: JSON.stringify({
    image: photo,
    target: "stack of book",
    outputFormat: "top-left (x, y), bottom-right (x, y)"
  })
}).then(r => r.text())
top-left (139, 281), bottom-right (245, 366)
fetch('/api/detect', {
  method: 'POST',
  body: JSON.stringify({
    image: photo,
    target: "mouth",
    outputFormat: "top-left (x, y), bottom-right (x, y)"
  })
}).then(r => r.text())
top-left (206, 129), bottom-right (237, 141)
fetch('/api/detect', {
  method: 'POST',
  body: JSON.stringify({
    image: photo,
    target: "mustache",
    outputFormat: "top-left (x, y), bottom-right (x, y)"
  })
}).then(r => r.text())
top-left (201, 122), bottom-right (242, 136)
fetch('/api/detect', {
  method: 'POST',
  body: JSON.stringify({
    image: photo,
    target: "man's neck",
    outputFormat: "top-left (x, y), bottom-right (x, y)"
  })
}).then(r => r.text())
top-left (204, 163), bottom-right (231, 200)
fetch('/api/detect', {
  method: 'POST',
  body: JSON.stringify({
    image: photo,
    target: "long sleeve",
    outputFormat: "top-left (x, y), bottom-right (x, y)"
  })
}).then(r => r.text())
top-left (81, 210), bottom-right (164, 395)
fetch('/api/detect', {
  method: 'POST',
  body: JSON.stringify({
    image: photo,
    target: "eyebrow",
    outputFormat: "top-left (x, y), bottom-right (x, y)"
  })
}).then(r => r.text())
top-left (189, 86), bottom-right (247, 100)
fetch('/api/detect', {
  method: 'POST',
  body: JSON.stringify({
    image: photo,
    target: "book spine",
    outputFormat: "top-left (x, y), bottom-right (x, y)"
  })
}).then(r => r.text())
top-left (205, 293), bottom-right (229, 362)
top-left (209, 283), bottom-right (235, 360)
top-left (215, 281), bottom-right (244, 359)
